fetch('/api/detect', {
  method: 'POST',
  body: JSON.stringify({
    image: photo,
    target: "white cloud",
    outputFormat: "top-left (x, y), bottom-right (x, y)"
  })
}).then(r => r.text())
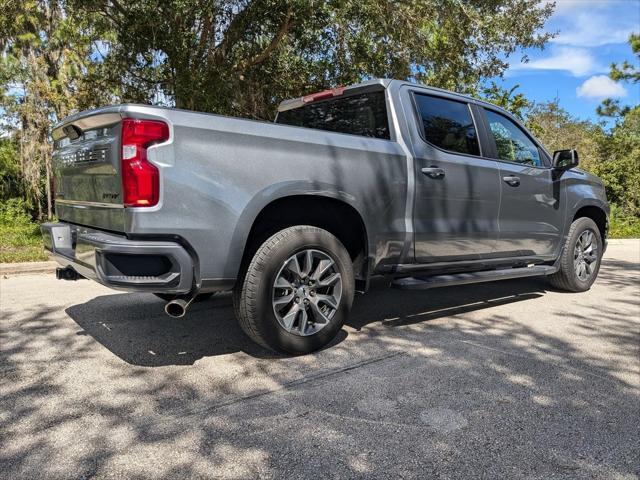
top-left (511, 46), bottom-right (605, 76)
top-left (576, 75), bottom-right (627, 99)
top-left (542, 0), bottom-right (620, 14)
top-left (550, 12), bottom-right (636, 47)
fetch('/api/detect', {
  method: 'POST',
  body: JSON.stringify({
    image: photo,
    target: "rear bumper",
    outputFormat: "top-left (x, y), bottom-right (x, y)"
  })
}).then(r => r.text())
top-left (41, 222), bottom-right (194, 293)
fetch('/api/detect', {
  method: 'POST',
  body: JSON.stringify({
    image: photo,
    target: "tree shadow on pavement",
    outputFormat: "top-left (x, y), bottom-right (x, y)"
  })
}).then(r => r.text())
top-left (1, 255), bottom-right (638, 478)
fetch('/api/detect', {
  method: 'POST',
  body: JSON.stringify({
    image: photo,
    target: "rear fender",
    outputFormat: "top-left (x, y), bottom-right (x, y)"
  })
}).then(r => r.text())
top-left (225, 181), bottom-right (371, 279)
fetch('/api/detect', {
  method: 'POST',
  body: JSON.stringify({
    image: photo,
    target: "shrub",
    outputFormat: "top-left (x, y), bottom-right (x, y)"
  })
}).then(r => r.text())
top-left (0, 198), bottom-right (47, 262)
top-left (0, 198), bottom-right (33, 226)
top-left (609, 204), bottom-right (640, 239)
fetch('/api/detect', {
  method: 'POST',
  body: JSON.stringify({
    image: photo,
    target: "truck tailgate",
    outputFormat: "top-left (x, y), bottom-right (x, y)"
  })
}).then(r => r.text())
top-left (52, 111), bottom-right (125, 231)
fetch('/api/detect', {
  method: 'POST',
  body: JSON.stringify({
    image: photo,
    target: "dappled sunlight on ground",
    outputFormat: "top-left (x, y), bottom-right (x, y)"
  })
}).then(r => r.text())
top-left (1, 242), bottom-right (638, 478)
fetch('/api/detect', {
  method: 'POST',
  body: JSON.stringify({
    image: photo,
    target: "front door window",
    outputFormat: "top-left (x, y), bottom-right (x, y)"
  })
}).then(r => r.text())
top-left (485, 110), bottom-right (543, 167)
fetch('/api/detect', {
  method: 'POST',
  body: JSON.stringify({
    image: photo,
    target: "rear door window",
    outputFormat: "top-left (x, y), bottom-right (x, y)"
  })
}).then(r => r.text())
top-left (413, 94), bottom-right (480, 156)
top-left (484, 109), bottom-right (544, 167)
top-left (276, 91), bottom-right (390, 139)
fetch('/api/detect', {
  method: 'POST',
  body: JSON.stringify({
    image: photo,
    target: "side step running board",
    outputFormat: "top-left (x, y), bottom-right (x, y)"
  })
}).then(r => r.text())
top-left (391, 265), bottom-right (557, 290)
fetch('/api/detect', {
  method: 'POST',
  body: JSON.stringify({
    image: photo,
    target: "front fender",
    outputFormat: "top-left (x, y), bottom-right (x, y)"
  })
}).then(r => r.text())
top-left (570, 197), bottom-right (610, 217)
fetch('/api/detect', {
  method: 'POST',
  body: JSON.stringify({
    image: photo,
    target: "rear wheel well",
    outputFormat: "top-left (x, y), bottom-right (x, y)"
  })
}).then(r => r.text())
top-left (573, 206), bottom-right (607, 241)
top-left (242, 196), bottom-right (368, 282)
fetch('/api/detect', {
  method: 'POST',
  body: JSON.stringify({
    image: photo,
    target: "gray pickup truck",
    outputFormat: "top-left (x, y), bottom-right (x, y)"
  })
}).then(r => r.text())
top-left (43, 79), bottom-right (609, 354)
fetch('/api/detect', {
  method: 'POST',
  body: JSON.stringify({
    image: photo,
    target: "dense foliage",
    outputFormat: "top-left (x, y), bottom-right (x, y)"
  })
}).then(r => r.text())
top-left (1, 0), bottom-right (554, 221)
top-left (526, 102), bottom-right (640, 237)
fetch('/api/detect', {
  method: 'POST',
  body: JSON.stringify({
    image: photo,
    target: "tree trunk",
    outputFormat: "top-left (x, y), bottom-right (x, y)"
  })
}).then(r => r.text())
top-left (45, 150), bottom-right (53, 220)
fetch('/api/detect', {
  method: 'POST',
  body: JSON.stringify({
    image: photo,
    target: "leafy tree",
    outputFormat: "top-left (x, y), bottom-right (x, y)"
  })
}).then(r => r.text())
top-left (0, 0), bottom-right (108, 219)
top-left (596, 98), bottom-right (630, 118)
top-left (591, 106), bottom-right (640, 217)
top-left (528, 100), bottom-right (639, 220)
top-left (480, 82), bottom-right (532, 120)
top-left (597, 33), bottom-right (639, 119)
top-left (75, 0), bottom-right (554, 119)
top-left (609, 33), bottom-right (639, 84)
top-left (0, 138), bottom-right (21, 200)
top-left (589, 33), bottom-right (640, 220)
top-left (526, 100), bottom-right (605, 171)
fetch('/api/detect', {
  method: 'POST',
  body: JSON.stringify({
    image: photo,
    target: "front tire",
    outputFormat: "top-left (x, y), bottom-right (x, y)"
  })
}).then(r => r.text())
top-left (548, 217), bottom-right (603, 292)
top-left (233, 226), bottom-right (354, 355)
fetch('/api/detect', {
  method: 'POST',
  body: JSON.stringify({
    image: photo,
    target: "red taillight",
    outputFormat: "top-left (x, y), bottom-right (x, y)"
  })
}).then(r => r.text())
top-left (121, 119), bottom-right (169, 207)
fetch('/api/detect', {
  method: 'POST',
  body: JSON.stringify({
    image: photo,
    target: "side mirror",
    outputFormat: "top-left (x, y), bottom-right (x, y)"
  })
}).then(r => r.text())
top-left (553, 149), bottom-right (579, 171)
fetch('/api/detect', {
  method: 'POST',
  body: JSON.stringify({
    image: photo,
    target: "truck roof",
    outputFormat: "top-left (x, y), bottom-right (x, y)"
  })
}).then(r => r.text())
top-left (277, 78), bottom-right (503, 114)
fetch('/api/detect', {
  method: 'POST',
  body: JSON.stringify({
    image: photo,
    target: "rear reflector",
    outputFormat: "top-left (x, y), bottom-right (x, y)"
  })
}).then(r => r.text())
top-left (121, 119), bottom-right (169, 207)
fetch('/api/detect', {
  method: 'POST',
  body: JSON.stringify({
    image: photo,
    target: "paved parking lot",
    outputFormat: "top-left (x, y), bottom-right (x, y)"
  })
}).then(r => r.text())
top-left (1, 241), bottom-right (639, 479)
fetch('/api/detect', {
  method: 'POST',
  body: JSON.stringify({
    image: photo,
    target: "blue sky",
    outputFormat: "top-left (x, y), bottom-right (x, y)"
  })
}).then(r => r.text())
top-left (495, 0), bottom-right (639, 122)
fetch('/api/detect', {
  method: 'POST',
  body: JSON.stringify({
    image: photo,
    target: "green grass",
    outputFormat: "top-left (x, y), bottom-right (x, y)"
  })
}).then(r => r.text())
top-left (0, 222), bottom-right (47, 263)
top-left (0, 198), bottom-right (47, 263)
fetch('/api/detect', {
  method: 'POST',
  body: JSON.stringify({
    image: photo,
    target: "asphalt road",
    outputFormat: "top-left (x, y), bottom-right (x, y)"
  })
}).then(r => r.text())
top-left (1, 241), bottom-right (639, 479)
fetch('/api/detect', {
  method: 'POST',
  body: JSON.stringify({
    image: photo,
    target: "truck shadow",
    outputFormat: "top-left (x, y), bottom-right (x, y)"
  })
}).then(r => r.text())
top-left (348, 276), bottom-right (546, 331)
top-left (66, 275), bottom-right (552, 367)
top-left (66, 292), bottom-right (276, 365)
top-left (64, 256), bottom-right (638, 368)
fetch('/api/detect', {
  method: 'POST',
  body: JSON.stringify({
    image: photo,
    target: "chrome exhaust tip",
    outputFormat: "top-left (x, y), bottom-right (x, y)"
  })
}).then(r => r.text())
top-left (165, 299), bottom-right (188, 318)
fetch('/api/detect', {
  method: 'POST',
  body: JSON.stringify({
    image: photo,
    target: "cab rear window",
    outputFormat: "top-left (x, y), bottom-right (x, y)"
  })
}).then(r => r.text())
top-left (276, 91), bottom-right (390, 140)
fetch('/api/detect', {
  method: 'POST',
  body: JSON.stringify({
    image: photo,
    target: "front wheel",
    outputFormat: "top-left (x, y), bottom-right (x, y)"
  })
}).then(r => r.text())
top-left (233, 226), bottom-right (354, 355)
top-left (548, 217), bottom-right (603, 292)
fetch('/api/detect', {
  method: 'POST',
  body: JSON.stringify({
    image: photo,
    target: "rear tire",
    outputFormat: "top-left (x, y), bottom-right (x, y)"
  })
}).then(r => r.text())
top-left (548, 217), bottom-right (603, 292)
top-left (233, 225), bottom-right (354, 355)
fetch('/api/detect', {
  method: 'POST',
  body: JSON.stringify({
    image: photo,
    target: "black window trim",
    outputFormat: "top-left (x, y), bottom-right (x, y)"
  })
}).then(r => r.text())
top-left (481, 106), bottom-right (552, 169)
top-left (409, 90), bottom-right (486, 159)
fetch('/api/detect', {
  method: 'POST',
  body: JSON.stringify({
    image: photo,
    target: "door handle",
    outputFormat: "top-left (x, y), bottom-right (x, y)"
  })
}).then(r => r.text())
top-left (502, 175), bottom-right (520, 187)
top-left (421, 167), bottom-right (445, 179)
